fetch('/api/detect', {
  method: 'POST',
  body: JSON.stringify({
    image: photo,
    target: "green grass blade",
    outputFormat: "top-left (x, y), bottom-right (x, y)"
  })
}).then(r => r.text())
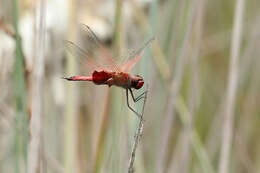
top-left (12, 0), bottom-right (28, 172)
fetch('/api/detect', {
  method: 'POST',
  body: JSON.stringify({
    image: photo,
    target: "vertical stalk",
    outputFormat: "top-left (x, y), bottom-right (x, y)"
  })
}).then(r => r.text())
top-left (163, 0), bottom-right (178, 57)
top-left (64, 0), bottom-right (78, 173)
top-left (12, 0), bottom-right (28, 172)
top-left (93, 1), bottom-right (123, 172)
top-left (179, 0), bottom-right (204, 172)
top-left (112, 0), bottom-right (123, 172)
top-left (93, 89), bottom-right (111, 173)
top-left (155, 0), bottom-right (197, 172)
top-left (27, 0), bottom-right (46, 172)
top-left (114, 0), bottom-right (122, 55)
top-left (218, 0), bottom-right (245, 173)
top-left (128, 90), bottom-right (148, 173)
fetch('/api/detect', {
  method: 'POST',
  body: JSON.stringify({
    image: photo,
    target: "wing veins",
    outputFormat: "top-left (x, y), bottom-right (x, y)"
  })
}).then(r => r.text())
top-left (80, 24), bottom-right (121, 72)
top-left (65, 40), bottom-right (105, 73)
top-left (120, 36), bottom-right (155, 73)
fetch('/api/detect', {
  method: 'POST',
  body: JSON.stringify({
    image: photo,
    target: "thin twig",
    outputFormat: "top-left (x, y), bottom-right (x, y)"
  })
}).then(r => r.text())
top-left (128, 87), bottom-right (148, 173)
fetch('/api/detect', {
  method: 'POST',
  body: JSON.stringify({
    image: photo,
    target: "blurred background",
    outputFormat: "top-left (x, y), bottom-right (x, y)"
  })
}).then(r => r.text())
top-left (0, 0), bottom-right (259, 173)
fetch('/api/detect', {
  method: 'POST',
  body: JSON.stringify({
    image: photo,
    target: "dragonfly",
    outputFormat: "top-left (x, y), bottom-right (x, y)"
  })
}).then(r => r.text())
top-left (63, 24), bottom-right (154, 117)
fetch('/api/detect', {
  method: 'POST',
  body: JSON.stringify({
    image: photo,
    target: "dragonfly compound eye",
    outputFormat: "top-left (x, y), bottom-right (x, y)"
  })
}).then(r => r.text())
top-left (136, 80), bottom-right (144, 89)
top-left (132, 75), bottom-right (144, 89)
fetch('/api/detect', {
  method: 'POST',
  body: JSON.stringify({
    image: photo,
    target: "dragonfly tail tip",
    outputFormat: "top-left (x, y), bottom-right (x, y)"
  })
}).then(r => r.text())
top-left (62, 77), bottom-right (69, 80)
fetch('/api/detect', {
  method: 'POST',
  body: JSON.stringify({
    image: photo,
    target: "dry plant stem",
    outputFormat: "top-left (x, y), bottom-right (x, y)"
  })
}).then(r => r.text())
top-left (93, 89), bottom-right (111, 173)
top-left (155, 1), bottom-right (198, 172)
top-left (114, 0), bottom-right (122, 55)
top-left (168, 1), bottom-right (205, 172)
top-left (131, 0), bottom-right (170, 81)
top-left (175, 97), bottom-right (215, 173)
top-left (128, 88), bottom-right (148, 173)
top-left (235, 134), bottom-right (254, 172)
top-left (27, 0), bottom-right (46, 172)
top-left (218, 0), bottom-right (245, 173)
top-left (239, 14), bottom-right (260, 85)
top-left (43, 152), bottom-right (65, 173)
top-left (64, 0), bottom-right (78, 172)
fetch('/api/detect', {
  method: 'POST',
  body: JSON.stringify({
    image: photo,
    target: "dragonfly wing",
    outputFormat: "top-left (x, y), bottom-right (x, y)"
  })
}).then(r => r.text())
top-left (120, 37), bottom-right (155, 73)
top-left (79, 24), bottom-right (121, 72)
top-left (65, 40), bottom-right (106, 74)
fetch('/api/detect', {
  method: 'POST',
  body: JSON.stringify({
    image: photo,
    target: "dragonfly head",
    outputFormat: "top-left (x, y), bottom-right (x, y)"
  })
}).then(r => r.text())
top-left (132, 75), bottom-right (144, 89)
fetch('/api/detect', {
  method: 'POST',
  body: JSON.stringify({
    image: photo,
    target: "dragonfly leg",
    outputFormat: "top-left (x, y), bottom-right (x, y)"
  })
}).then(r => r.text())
top-left (129, 88), bottom-right (147, 103)
top-left (126, 89), bottom-right (141, 118)
top-left (104, 78), bottom-right (114, 87)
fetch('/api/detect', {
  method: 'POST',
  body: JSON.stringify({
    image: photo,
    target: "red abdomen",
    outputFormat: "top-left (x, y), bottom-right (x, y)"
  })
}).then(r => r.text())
top-left (92, 71), bottom-right (113, 85)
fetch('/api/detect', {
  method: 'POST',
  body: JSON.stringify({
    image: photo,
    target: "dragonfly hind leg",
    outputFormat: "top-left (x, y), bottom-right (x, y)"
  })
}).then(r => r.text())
top-left (129, 88), bottom-right (147, 103)
top-left (126, 89), bottom-right (141, 118)
top-left (126, 89), bottom-right (147, 118)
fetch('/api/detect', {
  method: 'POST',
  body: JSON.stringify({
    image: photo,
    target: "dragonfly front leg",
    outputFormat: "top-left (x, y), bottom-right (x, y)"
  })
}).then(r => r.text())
top-left (129, 88), bottom-right (147, 103)
top-left (104, 78), bottom-right (114, 87)
top-left (126, 89), bottom-right (141, 118)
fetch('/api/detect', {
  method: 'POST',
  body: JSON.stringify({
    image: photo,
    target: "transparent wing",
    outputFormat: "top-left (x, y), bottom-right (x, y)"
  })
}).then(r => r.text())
top-left (65, 40), bottom-right (105, 74)
top-left (120, 37), bottom-right (155, 73)
top-left (79, 23), bottom-right (121, 72)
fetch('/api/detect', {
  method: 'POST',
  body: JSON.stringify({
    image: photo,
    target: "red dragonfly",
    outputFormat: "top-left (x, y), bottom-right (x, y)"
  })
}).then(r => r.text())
top-left (64, 24), bottom-right (154, 117)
